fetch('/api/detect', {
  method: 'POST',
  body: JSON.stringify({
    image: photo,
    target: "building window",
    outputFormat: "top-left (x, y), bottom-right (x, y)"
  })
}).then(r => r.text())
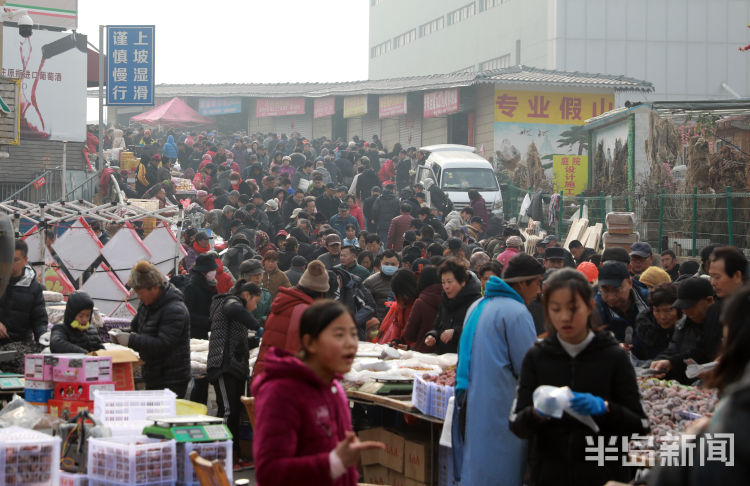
top-left (370, 39), bottom-right (393, 58)
top-left (370, 0), bottom-right (384, 6)
top-left (393, 29), bottom-right (417, 49)
top-left (478, 0), bottom-right (510, 11)
top-left (479, 54), bottom-right (511, 70)
top-left (419, 16), bottom-right (445, 37)
top-left (447, 2), bottom-right (476, 25)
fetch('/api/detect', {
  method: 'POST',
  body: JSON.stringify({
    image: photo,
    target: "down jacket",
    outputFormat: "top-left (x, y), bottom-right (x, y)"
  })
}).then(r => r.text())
top-left (0, 266), bottom-right (48, 344)
top-left (509, 332), bottom-right (649, 486)
top-left (129, 284), bottom-right (191, 388)
top-left (251, 287), bottom-right (313, 384)
top-left (402, 283), bottom-right (442, 352)
top-left (424, 277), bottom-right (482, 354)
top-left (252, 348), bottom-right (358, 486)
top-left (207, 294), bottom-right (259, 382)
top-left (49, 292), bottom-right (103, 354)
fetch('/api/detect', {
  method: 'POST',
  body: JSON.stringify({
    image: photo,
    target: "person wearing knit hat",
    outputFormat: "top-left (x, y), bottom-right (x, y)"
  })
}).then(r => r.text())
top-left (251, 260), bottom-right (329, 382)
top-left (496, 235), bottom-right (523, 268)
top-left (114, 261), bottom-right (191, 395)
top-left (502, 253), bottom-right (546, 305)
top-left (638, 266), bottom-right (671, 290)
top-left (577, 261), bottom-right (599, 284)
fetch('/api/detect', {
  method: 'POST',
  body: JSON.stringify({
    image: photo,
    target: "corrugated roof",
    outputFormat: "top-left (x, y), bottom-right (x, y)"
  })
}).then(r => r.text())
top-left (151, 66), bottom-right (653, 99)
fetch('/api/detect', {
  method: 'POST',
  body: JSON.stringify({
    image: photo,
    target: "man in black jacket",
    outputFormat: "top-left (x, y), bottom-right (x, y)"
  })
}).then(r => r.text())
top-left (372, 183), bottom-right (400, 242)
top-left (362, 186), bottom-right (381, 233)
top-left (650, 278), bottom-right (722, 383)
top-left (112, 261), bottom-right (191, 396)
top-left (0, 239), bottom-right (47, 344)
top-left (354, 157), bottom-right (381, 201)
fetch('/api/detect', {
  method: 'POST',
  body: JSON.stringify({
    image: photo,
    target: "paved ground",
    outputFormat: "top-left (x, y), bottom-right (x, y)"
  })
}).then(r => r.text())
top-left (233, 467), bottom-right (256, 484)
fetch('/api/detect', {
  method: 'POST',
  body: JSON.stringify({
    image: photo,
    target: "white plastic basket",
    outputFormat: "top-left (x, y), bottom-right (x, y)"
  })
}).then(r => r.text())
top-left (411, 373), bottom-right (432, 415)
top-left (176, 441), bottom-right (233, 485)
top-left (87, 436), bottom-right (176, 485)
top-left (431, 382), bottom-right (455, 420)
top-left (93, 389), bottom-right (177, 435)
top-left (59, 471), bottom-right (88, 486)
top-left (0, 426), bottom-right (61, 486)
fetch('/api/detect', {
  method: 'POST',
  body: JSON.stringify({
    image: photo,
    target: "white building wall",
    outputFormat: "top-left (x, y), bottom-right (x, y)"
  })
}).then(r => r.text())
top-left (369, 0), bottom-right (750, 101)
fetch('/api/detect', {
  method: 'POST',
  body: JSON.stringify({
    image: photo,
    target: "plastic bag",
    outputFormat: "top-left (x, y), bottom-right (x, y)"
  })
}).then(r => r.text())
top-left (439, 395), bottom-right (454, 448)
top-left (0, 395), bottom-right (47, 430)
top-left (532, 385), bottom-right (600, 433)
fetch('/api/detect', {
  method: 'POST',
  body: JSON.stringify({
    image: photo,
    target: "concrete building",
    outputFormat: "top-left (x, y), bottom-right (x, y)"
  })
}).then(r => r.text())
top-left (368, 0), bottom-right (750, 101)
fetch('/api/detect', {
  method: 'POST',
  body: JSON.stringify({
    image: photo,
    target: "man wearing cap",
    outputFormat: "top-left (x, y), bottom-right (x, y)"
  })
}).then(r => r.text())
top-left (386, 204), bottom-right (415, 251)
top-left (496, 236), bottom-right (523, 268)
top-left (239, 259), bottom-right (272, 324)
top-left (595, 261), bottom-right (649, 342)
top-left (372, 183), bottom-right (401, 243)
top-left (467, 216), bottom-right (484, 242)
top-left (318, 234), bottom-right (343, 269)
top-left (452, 254), bottom-right (539, 486)
top-left (317, 183), bottom-right (339, 220)
top-left (541, 235), bottom-right (576, 268)
top-left (285, 255), bottom-right (307, 286)
top-left (629, 242), bottom-right (654, 277)
top-left (543, 247), bottom-right (566, 270)
top-left (650, 277), bottom-right (722, 383)
top-left (329, 204), bottom-right (360, 237)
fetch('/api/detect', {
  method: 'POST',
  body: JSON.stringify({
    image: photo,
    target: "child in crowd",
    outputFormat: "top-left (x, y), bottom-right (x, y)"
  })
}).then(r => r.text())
top-left (252, 300), bottom-right (384, 486)
top-left (50, 292), bottom-right (104, 354)
top-left (343, 224), bottom-right (359, 247)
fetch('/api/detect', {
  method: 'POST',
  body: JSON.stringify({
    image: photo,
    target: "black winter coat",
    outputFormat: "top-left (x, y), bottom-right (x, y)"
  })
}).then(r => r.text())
top-left (222, 243), bottom-right (255, 278)
top-left (0, 266), bottom-right (47, 344)
top-left (207, 294), bottom-right (259, 382)
top-left (50, 292), bottom-right (103, 354)
top-left (183, 270), bottom-right (218, 339)
top-left (424, 277), bottom-right (482, 354)
top-left (632, 311), bottom-right (677, 361)
top-left (356, 169), bottom-right (381, 201)
top-left (510, 332), bottom-right (649, 486)
top-left (372, 192), bottom-right (400, 232)
top-left (129, 284), bottom-right (191, 387)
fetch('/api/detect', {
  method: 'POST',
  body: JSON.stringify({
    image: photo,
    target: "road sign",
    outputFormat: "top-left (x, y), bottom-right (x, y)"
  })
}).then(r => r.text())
top-left (106, 25), bottom-right (155, 106)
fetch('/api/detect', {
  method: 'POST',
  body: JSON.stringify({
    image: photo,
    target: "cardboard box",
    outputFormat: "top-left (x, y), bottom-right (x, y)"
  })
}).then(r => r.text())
top-left (389, 469), bottom-right (407, 486)
top-left (404, 479), bottom-right (428, 486)
top-left (50, 355), bottom-right (113, 383)
top-left (90, 349), bottom-right (140, 391)
top-left (24, 387), bottom-right (54, 403)
top-left (380, 429), bottom-right (405, 473)
top-left (404, 438), bottom-right (430, 482)
top-left (47, 399), bottom-right (94, 419)
top-left (358, 427), bottom-right (383, 466)
top-left (362, 464), bottom-right (389, 485)
top-left (24, 354), bottom-right (54, 381)
top-left (55, 381), bottom-right (116, 401)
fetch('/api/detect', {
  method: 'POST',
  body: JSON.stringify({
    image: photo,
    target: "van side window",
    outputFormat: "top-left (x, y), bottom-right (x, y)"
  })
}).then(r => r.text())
top-left (432, 165), bottom-right (441, 182)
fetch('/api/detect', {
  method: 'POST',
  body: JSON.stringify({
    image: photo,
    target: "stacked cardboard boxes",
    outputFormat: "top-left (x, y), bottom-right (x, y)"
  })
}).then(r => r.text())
top-left (358, 427), bottom-right (433, 486)
top-left (602, 212), bottom-right (639, 251)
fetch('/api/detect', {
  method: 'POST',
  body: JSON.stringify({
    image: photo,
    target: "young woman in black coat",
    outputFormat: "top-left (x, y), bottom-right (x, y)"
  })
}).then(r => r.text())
top-left (509, 269), bottom-right (649, 486)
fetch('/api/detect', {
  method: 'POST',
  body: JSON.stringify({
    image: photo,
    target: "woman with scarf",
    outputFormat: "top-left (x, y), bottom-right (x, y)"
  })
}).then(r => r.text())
top-left (184, 231), bottom-right (211, 272)
top-left (255, 230), bottom-right (277, 257)
top-left (376, 269), bottom-right (418, 345)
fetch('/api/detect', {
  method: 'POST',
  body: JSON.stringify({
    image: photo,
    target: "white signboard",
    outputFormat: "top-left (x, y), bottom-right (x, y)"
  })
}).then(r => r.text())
top-left (1, 26), bottom-right (86, 142)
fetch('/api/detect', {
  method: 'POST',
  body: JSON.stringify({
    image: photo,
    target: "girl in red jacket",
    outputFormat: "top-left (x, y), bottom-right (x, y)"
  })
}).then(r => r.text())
top-left (252, 300), bottom-right (384, 486)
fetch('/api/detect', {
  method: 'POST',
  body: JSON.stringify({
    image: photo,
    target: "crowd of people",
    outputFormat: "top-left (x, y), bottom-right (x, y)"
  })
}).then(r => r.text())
top-left (6, 126), bottom-right (749, 484)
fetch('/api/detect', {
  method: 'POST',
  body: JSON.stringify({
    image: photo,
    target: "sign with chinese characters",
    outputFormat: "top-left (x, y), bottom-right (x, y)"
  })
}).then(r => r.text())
top-left (106, 25), bottom-right (155, 106)
top-left (256, 98), bottom-right (305, 118)
top-left (343, 95), bottom-right (368, 119)
top-left (313, 97), bottom-right (335, 119)
top-left (33, 176), bottom-right (47, 189)
top-left (0, 77), bottom-right (21, 145)
top-left (2, 27), bottom-right (86, 141)
top-left (423, 88), bottom-right (460, 118)
top-left (553, 155), bottom-right (588, 196)
top-left (198, 98), bottom-right (241, 116)
top-left (379, 94), bottom-right (407, 119)
top-left (494, 90), bottom-right (614, 125)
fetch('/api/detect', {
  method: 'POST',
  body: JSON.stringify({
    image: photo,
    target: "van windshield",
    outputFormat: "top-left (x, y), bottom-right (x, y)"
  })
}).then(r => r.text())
top-left (441, 168), bottom-right (499, 191)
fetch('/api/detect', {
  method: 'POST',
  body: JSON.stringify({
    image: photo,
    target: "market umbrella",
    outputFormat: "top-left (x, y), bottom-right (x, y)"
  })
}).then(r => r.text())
top-left (130, 97), bottom-right (214, 128)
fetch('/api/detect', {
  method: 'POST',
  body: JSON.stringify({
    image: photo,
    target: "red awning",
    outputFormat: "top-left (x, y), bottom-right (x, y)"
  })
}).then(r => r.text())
top-left (87, 48), bottom-right (104, 88)
top-left (130, 97), bottom-right (214, 127)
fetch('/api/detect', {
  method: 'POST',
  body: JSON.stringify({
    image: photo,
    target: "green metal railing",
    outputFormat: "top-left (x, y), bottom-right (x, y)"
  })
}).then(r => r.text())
top-left (500, 181), bottom-right (750, 256)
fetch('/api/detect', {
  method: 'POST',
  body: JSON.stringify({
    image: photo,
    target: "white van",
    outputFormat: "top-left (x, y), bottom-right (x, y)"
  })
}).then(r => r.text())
top-left (414, 144), bottom-right (503, 216)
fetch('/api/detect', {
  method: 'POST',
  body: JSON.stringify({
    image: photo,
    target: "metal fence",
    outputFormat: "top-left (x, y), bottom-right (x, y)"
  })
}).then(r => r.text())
top-left (501, 182), bottom-right (750, 258)
top-left (0, 167), bottom-right (99, 203)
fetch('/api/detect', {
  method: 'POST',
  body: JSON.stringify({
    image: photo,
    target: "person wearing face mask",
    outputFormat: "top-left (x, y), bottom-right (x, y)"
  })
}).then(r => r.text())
top-left (50, 292), bottom-right (104, 353)
top-left (183, 254), bottom-right (219, 404)
top-left (363, 250), bottom-right (402, 322)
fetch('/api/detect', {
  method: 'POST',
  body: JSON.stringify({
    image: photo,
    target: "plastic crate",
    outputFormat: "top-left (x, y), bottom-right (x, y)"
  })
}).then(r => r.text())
top-left (431, 382), bottom-right (454, 420)
top-left (0, 426), bottom-right (61, 486)
top-left (411, 374), bottom-right (432, 415)
top-left (176, 441), bottom-right (233, 485)
top-left (59, 471), bottom-right (88, 486)
top-left (93, 389), bottom-right (176, 435)
top-left (87, 436), bottom-right (176, 485)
